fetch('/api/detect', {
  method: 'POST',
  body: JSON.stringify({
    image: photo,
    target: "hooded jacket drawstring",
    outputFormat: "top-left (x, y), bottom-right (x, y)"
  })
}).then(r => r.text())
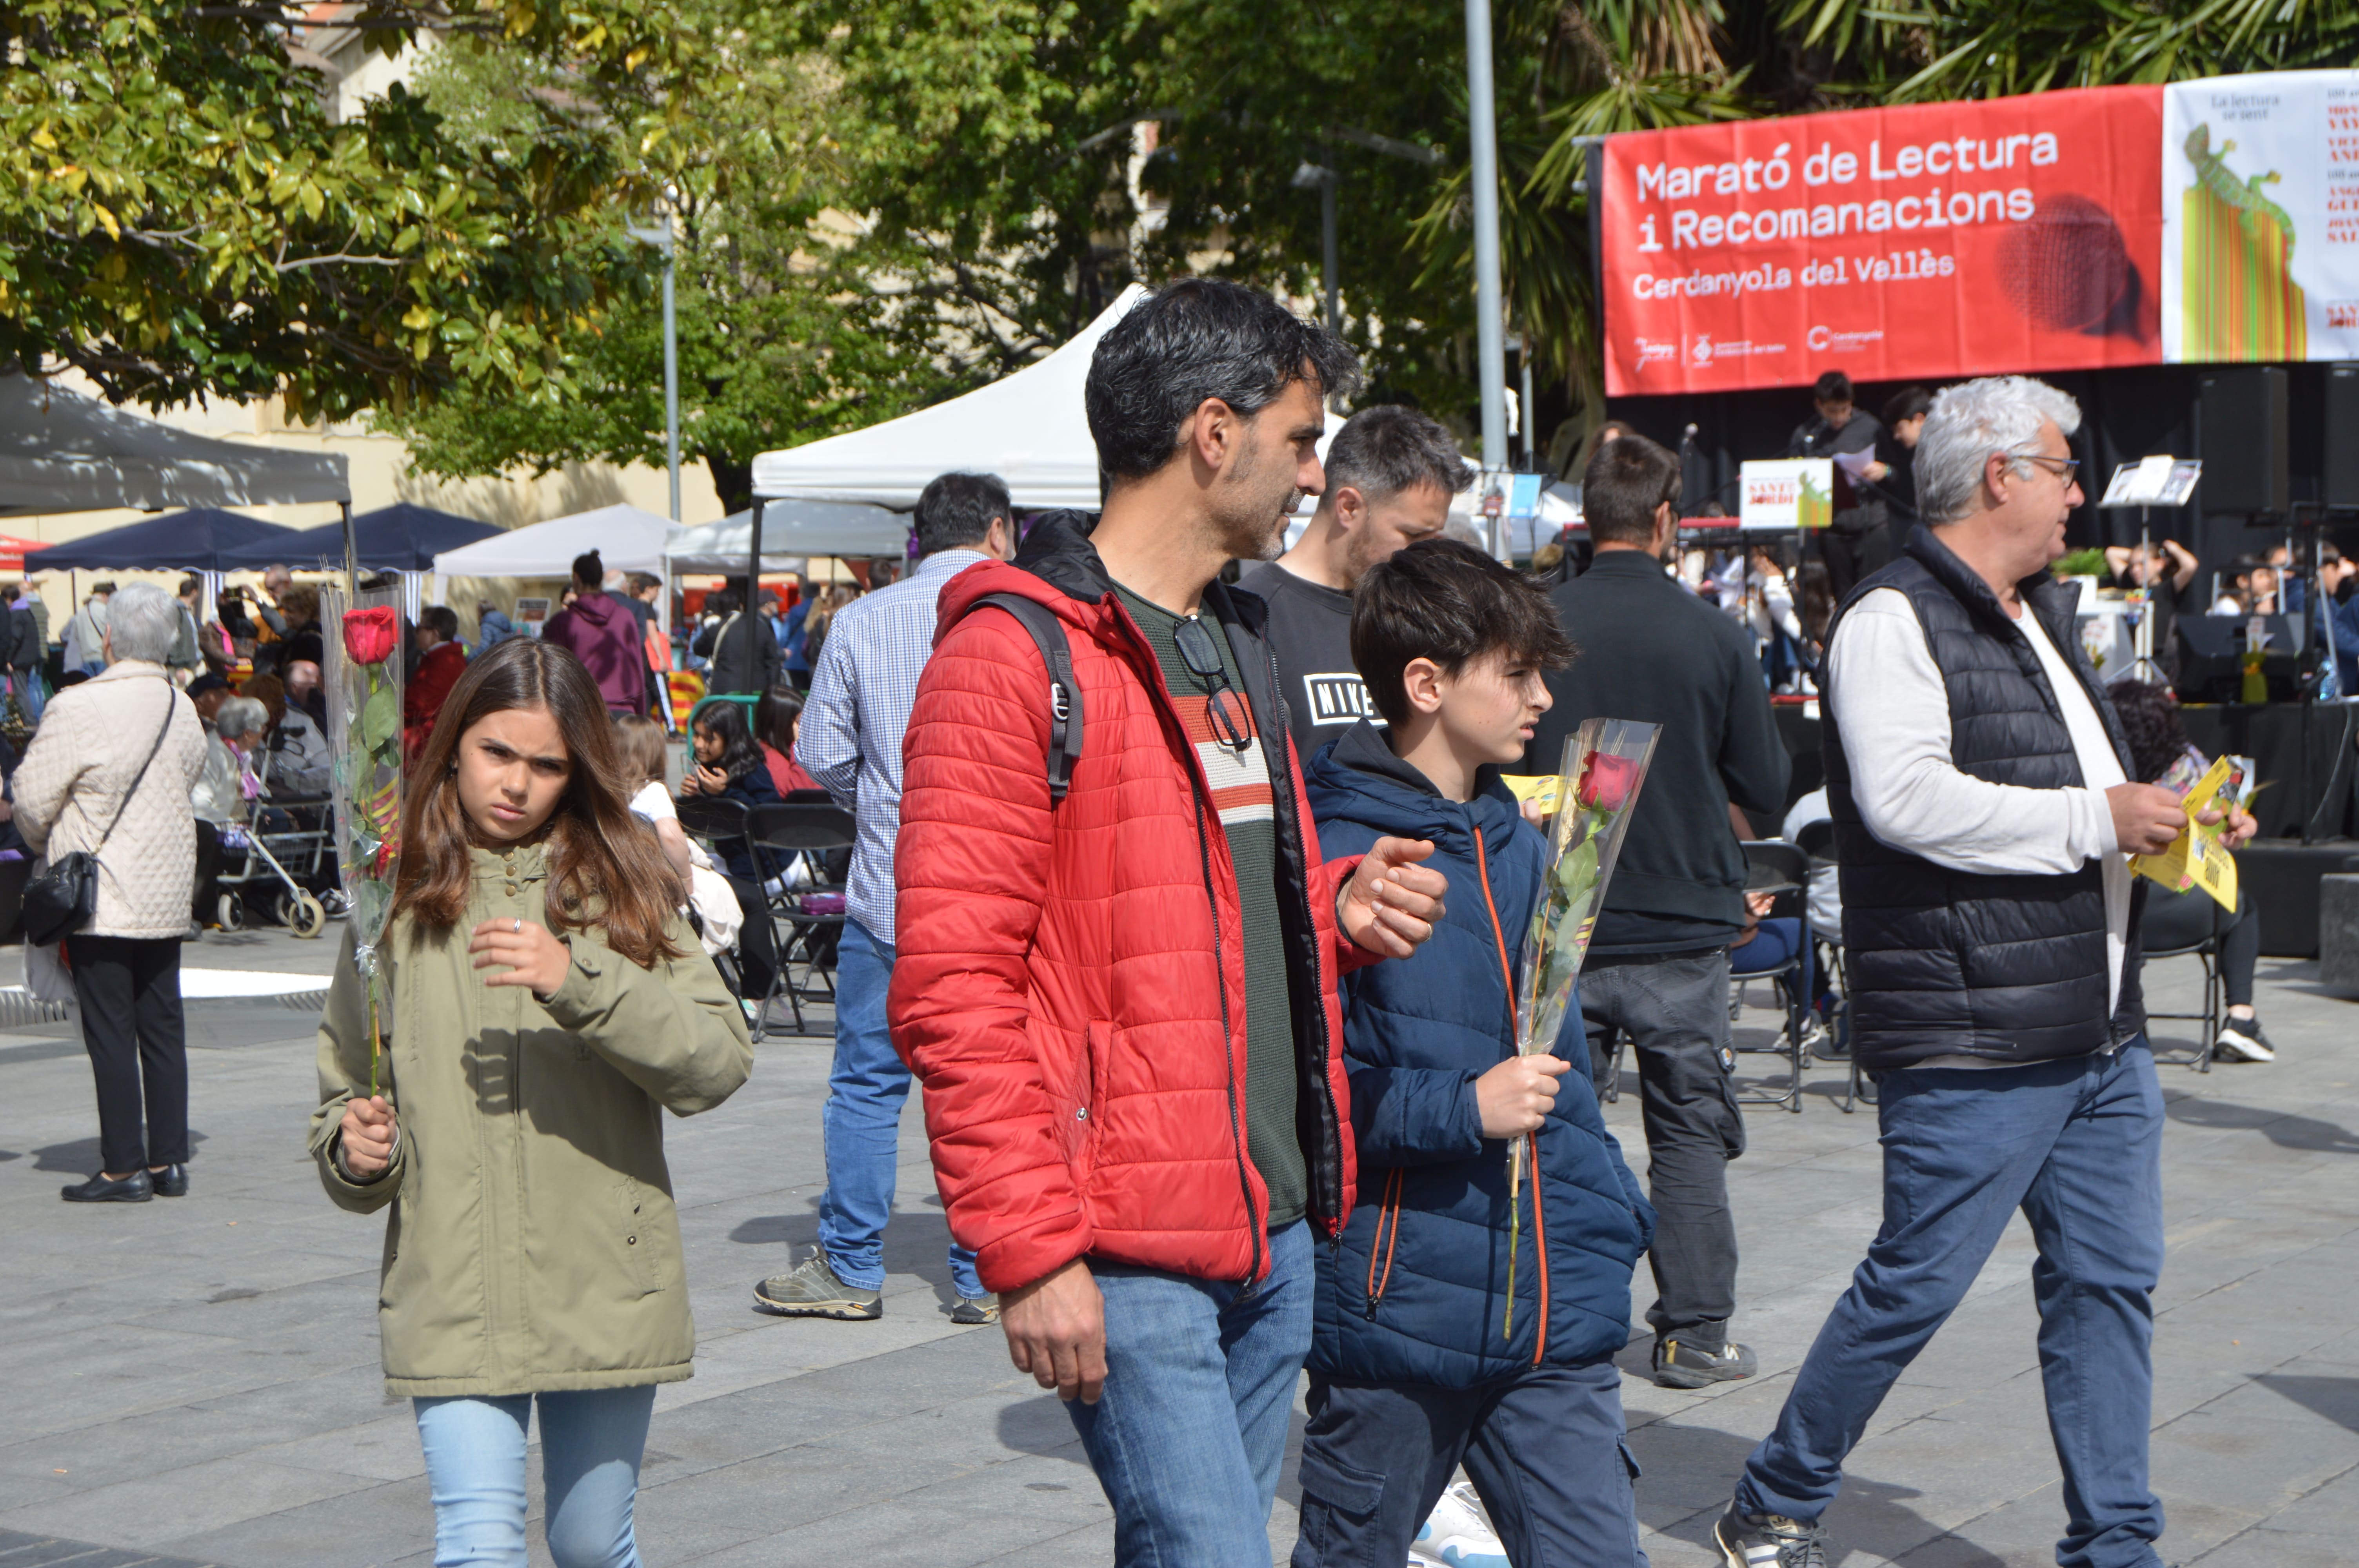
top-left (1471, 819), bottom-right (1549, 1368)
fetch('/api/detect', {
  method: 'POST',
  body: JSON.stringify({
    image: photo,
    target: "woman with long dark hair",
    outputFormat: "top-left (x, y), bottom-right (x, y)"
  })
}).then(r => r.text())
top-left (679, 698), bottom-right (782, 1014)
top-left (307, 637), bottom-right (751, 1567)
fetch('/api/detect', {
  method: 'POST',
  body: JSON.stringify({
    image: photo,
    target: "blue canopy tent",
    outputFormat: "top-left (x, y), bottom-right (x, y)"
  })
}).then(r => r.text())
top-left (215, 502), bottom-right (499, 572)
top-left (35, 507), bottom-right (291, 571)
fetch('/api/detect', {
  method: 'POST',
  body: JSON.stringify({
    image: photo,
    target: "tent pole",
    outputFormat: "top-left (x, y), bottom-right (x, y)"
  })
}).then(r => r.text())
top-left (748, 500), bottom-right (764, 647)
top-left (340, 499), bottom-right (357, 600)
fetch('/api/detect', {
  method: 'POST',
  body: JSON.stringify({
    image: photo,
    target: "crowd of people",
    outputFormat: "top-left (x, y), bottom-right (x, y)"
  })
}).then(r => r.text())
top-left (15, 280), bottom-right (2272, 1568)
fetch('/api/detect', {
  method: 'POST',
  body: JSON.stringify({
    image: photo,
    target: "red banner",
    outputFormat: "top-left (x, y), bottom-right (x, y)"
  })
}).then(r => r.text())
top-left (1601, 87), bottom-right (2165, 396)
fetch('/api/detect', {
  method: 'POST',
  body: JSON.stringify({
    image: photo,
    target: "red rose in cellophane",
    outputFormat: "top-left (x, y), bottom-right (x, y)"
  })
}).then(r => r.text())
top-left (1577, 751), bottom-right (1638, 811)
top-left (342, 606), bottom-right (400, 666)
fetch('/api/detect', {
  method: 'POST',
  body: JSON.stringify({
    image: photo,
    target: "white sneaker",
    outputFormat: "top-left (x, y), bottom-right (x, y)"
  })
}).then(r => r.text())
top-left (2214, 1017), bottom-right (2276, 1062)
top-left (1411, 1480), bottom-right (1508, 1568)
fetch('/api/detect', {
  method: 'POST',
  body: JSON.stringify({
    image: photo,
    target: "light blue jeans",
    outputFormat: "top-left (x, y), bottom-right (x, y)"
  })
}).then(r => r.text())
top-left (1068, 1220), bottom-right (1316, 1564)
top-left (413, 1386), bottom-right (656, 1568)
top-left (818, 916), bottom-right (985, 1298)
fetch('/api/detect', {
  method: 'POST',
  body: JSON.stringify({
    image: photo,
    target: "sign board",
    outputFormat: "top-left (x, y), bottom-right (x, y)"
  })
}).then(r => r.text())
top-left (1598, 71), bottom-right (2359, 394)
top-left (2099, 456), bottom-right (2203, 508)
top-left (1740, 459), bottom-right (1834, 530)
top-left (514, 596), bottom-right (552, 635)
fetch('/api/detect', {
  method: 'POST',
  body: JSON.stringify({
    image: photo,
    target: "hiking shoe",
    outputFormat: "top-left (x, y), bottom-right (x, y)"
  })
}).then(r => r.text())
top-left (1411, 1479), bottom-right (1508, 1568)
top-left (752, 1250), bottom-right (882, 1319)
top-left (1654, 1335), bottom-right (1758, 1388)
top-left (949, 1294), bottom-right (1001, 1325)
top-left (1713, 1503), bottom-right (1826, 1568)
top-left (2213, 1017), bottom-right (2276, 1063)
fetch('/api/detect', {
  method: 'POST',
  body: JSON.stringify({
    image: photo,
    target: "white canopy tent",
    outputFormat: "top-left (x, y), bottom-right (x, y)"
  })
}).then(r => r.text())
top-left (0, 372), bottom-right (348, 515)
top-left (663, 501), bottom-right (909, 573)
top-left (431, 502), bottom-right (673, 577)
top-left (749, 285), bottom-right (1150, 511)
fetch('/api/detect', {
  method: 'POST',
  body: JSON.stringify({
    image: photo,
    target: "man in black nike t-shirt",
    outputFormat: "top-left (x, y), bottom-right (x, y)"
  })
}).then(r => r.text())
top-left (1240, 405), bottom-right (1473, 764)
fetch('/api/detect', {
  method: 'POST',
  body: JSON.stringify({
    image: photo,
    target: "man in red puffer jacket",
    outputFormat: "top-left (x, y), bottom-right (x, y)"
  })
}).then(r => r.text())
top-left (892, 280), bottom-right (1450, 1563)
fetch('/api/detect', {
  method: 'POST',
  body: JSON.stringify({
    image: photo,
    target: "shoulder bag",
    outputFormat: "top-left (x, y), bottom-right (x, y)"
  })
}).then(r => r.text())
top-left (23, 690), bottom-right (178, 947)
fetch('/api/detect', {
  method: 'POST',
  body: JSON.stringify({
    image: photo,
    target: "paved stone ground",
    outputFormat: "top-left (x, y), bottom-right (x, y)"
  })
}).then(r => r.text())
top-left (0, 927), bottom-right (2354, 1566)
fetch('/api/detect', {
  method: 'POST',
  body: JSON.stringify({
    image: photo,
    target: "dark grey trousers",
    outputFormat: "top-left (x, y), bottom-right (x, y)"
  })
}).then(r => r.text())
top-left (1580, 948), bottom-right (1745, 1341)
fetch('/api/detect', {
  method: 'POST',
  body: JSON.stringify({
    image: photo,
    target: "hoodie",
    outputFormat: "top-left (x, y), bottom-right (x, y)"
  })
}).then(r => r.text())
top-left (542, 590), bottom-right (647, 713)
top-left (1307, 721), bottom-right (1652, 1386)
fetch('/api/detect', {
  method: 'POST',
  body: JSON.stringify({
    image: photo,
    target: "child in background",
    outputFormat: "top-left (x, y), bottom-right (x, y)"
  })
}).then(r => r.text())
top-left (677, 700), bottom-right (781, 1014)
top-left (309, 637), bottom-right (751, 1568)
top-left (614, 713), bottom-right (743, 963)
top-left (1293, 539), bottom-right (1655, 1568)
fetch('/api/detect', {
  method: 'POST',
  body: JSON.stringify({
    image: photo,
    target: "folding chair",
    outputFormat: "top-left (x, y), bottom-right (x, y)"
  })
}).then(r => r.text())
top-left (676, 795), bottom-right (789, 1042)
top-left (1730, 840), bottom-right (1812, 1113)
top-left (2139, 894), bottom-right (2230, 1074)
top-left (1793, 818), bottom-right (1872, 1113)
top-left (748, 801), bottom-right (856, 1036)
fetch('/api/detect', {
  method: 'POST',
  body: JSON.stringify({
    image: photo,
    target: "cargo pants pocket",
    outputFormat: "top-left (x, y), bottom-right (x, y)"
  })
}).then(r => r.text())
top-left (1292, 1447), bottom-right (1389, 1568)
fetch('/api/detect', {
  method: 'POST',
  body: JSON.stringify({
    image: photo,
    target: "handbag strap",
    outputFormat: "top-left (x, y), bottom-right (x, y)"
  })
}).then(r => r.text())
top-left (85, 688), bottom-right (179, 860)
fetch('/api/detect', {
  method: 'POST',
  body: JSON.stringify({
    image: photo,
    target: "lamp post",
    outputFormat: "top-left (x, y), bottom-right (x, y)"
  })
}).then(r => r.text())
top-left (1464, 0), bottom-right (1508, 558)
top-left (625, 209), bottom-right (682, 522)
top-left (1291, 162), bottom-right (1340, 334)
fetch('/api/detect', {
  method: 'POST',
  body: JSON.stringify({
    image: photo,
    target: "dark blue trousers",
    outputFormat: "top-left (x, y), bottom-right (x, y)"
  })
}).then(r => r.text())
top-left (1291, 1357), bottom-right (1647, 1568)
top-left (1735, 1042), bottom-right (2166, 1568)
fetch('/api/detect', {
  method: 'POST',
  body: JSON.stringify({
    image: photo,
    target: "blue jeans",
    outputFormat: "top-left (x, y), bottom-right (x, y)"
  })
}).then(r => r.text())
top-left (818, 917), bottom-right (983, 1298)
top-left (413, 1386), bottom-right (656, 1568)
top-left (1069, 1220), bottom-right (1316, 1564)
top-left (1293, 1357), bottom-right (1646, 1568)
top-left (1735, 1043), bottom-right (2166, 1568)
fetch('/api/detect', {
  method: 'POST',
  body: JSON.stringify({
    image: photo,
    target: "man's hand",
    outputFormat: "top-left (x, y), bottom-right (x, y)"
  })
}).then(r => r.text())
top-left (2106, 782), bottom-right (2188, 856)
top-left (2198, 804), bottom-right (2259, 851)
top-left (337, 1094), bottom-right (398, 1180)
top-left (1001, 1258), bottom-right (1107, 1404)
top-left (1338, 836), bottom-right (1448, 958)
top-left (1476, 1053), bottom-right (1570, 1138)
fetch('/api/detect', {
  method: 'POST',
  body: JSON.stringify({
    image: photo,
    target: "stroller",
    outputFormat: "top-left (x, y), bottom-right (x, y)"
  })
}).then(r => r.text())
top-left (206, 746), bottom-right (332, 938)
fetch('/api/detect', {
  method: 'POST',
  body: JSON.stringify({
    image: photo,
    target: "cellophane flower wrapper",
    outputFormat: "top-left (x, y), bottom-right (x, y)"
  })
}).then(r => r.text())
top-left (1514, 718), bottom-right (1662, 1087)
top-left (323, 589), bottom-right (405, 1091)
top-left (1503, 718), bottom-right (1659, 1336)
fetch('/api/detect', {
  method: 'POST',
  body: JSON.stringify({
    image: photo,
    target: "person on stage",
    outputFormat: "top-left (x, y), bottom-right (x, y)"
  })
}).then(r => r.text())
top-left (1714, 376), bottom-right (2255, 1568)
top-left (1782, 371), bottom-right (1888, 600)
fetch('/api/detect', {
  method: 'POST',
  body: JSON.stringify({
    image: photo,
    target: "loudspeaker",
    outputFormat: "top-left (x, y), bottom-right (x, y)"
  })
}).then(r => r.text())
top-left (2329, 363), bottom-right (2359, 509)
top-left (2199, 367), bottom-right (2290, 515)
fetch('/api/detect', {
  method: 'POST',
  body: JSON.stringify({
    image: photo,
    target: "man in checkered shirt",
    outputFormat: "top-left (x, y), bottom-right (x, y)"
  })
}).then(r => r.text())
top-left (754, 472), bottom-right (1018, 1326)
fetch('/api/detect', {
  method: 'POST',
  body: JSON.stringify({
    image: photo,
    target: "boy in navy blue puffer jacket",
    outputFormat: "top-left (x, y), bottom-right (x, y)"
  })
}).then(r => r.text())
top-left (1292, 539), bottom-right (1656, 1568)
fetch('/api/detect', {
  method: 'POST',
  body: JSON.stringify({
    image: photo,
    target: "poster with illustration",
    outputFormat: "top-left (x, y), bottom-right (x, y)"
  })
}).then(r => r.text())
top-left (2161, 73), bottom-right (2359, 363)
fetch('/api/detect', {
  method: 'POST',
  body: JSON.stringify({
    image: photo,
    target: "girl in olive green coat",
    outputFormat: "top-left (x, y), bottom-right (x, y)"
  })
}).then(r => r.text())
top-left (309, 637), bottom-right (752, 1568)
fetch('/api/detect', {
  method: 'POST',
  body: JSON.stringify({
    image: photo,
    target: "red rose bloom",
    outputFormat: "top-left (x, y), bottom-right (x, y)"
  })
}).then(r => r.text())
top-left (1576, 751), bottom-right (1638, 812)
top-left (342, 605), bottom-right (399, 666)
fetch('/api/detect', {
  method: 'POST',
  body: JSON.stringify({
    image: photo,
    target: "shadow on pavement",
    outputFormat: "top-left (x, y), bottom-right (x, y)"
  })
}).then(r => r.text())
top-left (2254, 1373), bottom-right (2359, 1434)
top-left (2161, 1093), bottom-right (2359, 1153)
top-left (1627, 1419), bottom-right (2009, 1568)
top-left (33, 1128), bottom-right (209, 1171)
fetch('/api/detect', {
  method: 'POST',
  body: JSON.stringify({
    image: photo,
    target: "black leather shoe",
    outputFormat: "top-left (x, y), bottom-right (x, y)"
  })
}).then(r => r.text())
top-left (149, 1164), bottom-right (189, 1198)
top-left (62, 1170), bottom-right (153, 1203)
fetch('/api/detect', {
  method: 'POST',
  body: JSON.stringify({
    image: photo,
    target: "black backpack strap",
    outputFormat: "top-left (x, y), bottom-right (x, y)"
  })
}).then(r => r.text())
top-left (973, 592), bottom-right (1083, 804)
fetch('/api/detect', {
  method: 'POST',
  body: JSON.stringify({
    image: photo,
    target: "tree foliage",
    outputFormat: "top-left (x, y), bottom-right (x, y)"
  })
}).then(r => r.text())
top-left (0, 0), bottom-right (691, 417)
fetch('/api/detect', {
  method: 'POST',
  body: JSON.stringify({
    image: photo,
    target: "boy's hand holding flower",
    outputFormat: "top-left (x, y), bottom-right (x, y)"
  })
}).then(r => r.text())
top-left (469, 916), bottom-right (571, 998)
top-left (1476, 1053), bottom-right (1571, 1138)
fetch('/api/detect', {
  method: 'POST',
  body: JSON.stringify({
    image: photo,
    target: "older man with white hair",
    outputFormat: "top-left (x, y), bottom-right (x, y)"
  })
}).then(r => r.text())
top-left (1712, 377), bottom-right (2255, 1568)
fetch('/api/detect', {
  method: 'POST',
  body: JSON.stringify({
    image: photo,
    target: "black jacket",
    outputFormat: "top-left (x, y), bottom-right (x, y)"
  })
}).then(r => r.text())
top-left (700, 610), bottom-right (782, 695)
top-left (1825, 526), bottom-right (2146, 1070)
top-left (1524, 549), bottom-right (1790, 953)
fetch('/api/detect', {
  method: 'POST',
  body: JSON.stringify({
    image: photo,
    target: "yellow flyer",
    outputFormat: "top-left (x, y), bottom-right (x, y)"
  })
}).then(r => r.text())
top-left (1500, 773), bottom-right (1562, 813)
top-left (2129, 753), bottom-right (2247, 911)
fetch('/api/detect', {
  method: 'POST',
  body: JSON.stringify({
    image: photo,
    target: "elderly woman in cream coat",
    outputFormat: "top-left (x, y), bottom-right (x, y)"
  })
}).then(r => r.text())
top-left (14, 582), bottom-right (208, 1203)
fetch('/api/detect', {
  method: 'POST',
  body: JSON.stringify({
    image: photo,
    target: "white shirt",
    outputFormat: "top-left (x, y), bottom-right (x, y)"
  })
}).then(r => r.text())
top-left (1827, 588), bottom-right (2132, 1044)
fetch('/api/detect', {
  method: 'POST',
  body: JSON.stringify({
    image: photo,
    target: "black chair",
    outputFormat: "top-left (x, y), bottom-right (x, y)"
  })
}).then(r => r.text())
top-left (676, 795), bottom-right (789, 1041)
top-left (1730, 840), bottom-right (1812, 1113)
top-left (749, 802), bottom-right (857, 1035)
top-left (2138, 885), bottom-right (2231, 1074)
top-left (1792, 818), bottom-right (1871, 1113)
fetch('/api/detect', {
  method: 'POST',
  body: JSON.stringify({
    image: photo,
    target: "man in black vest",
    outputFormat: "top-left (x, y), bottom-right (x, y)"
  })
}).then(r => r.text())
top-left (1715, 377), bottom-right (2254, 1568)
